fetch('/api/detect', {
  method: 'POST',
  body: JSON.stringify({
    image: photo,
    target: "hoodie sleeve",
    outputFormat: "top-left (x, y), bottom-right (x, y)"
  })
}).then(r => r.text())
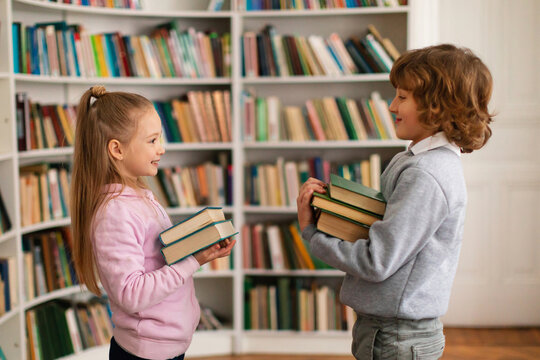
top-left (92, 199), bottom-right (200, 314)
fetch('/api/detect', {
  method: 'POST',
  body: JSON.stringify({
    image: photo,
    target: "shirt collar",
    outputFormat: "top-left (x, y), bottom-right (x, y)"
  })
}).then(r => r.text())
top-left (409, 131), bottom-right (461, 157)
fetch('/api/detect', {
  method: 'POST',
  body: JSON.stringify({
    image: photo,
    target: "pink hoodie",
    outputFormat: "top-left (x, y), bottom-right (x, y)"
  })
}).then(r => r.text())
top-left (92, 184), bottom-right (200, 359)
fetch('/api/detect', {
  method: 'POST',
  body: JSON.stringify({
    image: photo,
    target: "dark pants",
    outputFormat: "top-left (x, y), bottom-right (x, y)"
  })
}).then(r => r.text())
top-left (109, 337), bottom-right (185, 360)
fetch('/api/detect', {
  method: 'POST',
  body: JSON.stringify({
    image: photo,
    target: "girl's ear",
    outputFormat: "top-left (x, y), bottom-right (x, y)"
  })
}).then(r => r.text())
top-left (108, 139), bottom-right (124, 161)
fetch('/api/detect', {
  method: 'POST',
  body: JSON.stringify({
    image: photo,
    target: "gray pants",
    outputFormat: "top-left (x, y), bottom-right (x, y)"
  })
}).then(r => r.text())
top-left (351, 313), bottom-right (445, 360)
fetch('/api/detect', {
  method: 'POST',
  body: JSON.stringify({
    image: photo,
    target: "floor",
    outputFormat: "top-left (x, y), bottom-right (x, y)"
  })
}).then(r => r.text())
top-left (192, 327), bottom-right (540, 360)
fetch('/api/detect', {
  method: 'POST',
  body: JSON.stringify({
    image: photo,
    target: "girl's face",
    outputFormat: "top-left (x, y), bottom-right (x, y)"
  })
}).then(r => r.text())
top-left (121, 107), bottom-right (165, 180)
top-left (389, 88), bottom-right (434, 146)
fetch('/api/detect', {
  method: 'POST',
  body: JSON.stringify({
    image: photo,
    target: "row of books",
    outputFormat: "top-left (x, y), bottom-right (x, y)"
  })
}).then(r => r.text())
top-left (22, 228), bottom-right (77, 301)
top-left (16, 93), bottom-right (77, 152)
top-left (242, 221), bottom-right (331, 270)
top-left (0, 190), bottom-right (12, 235)
top-left (146, 161), bottom-right (232, 209)
top-left (159, 207), bottom-right (238, 266)
top-left (26, 299), bottom-right (113, 360)
top-left (16, 87), bottom-right (399, 150)
top-left (244, 154), bottom-right (381, 207)
top-left (242, 91), bottom-right (397, 142)
top-left (13, 21), bottom-right (231, 78)
top-left (242, 24), bottom-right (399, 77)
top-left (0, 257), bottom-right (17, 315)
top-left (156, 90), bottom-right (232, 144)
top-left (240, 0), bottom-right (406, 10)
top-left (244, 277), bottom-right (355, 331)
top-left (312, 173), bottom-right (386, 242)
top-left (20, 164), bottom-right (71, 228)
top-left (16, 88), bottom-right (233, 152)
top-left (39, 0), bottom-right (143, 9)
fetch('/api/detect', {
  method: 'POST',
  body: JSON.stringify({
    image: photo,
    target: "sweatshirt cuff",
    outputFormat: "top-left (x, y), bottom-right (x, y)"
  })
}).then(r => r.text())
top-left (170, 255), bottom-right (200, 279)
top-left (301, 224), bottom-right (318, 243)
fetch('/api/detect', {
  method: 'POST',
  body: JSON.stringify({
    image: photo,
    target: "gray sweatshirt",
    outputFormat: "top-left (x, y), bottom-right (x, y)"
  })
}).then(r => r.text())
top-left (302, 135), bottom-right (467, 320)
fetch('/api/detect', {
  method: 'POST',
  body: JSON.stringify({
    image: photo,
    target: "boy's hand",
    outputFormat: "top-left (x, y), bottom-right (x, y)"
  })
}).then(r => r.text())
top-left (193, 239), bottom-right (236, 266)
top-left (297, 177), bottom-right (327, 232)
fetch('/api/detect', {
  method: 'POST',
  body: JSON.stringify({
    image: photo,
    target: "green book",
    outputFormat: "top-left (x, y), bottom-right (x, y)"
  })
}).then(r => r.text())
top-left (328, 173), bottom-right (386, 216)
top-left (277, 277), bottom-right (292, 330)
top-left (243, 277), bottom-right (254, 330)
top-left (335, 97), bottom-right (358, 140)
top-left (255, 97), bottom-right (267, 141)
top-left (90, 34), bottom-right (103, 77)
top-left (161, 102), bottom-right (182, 143)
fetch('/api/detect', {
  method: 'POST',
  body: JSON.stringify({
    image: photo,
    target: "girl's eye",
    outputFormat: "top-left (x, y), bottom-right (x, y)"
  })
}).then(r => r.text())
top-left (150, 138), bottom-right (157, 144)
top-left (398, 96), bottom-right (406, 100)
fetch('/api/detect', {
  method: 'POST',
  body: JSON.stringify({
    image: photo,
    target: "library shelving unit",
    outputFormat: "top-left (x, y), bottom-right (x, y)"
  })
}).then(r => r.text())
top-left (0, 0), bottom-right (436, 358)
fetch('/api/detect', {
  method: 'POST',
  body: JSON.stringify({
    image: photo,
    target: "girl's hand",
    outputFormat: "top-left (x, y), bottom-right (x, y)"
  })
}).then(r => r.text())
top-left (193, 238), bottom-right (236, 266)
top-left (296, 177), bottom-right (327, 232)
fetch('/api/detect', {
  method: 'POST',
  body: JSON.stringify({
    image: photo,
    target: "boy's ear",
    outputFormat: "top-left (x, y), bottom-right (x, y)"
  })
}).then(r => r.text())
top-left (108, 139), bottom-right (124, 161)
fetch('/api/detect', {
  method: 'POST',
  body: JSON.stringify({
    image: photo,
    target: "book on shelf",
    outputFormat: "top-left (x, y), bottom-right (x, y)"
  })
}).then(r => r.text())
top-left (244, 156), bottom-right (383, 208)
top-left (242, 91), bottom-right (396, 142)
top-left (25, 298), bottom-right (113, 359)
top-left (242, 221), bottom-right (332, 270)
top-left (161, 219), bottom-right (237, 265)
top-left (22, 228), bottom-right (78, 297)
top-left (159, 206), bottom-right (226, 246)
top-left (328, 173), bottom-right (386, 215)
top-left (367, 23), bottom-right (401, 61)
top-left (14, 20), bottom-right (231, 79)
top-left (240, 0), bottom-right (407, 10)
top-left (244, 277), bottom-right (352, 331)
top-left (241, 25), bottom-right (400, 77)
top-left (146, 160), bottom-right (230, 209)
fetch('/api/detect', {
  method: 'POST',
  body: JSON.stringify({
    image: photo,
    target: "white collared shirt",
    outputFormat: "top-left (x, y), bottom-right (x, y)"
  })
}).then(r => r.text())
top-left (409, 131), bottom-right (461, 157)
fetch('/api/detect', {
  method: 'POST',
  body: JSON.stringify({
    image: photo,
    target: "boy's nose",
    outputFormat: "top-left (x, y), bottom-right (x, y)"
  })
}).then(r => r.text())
top-left (389, 98), bottom-right (398, 114)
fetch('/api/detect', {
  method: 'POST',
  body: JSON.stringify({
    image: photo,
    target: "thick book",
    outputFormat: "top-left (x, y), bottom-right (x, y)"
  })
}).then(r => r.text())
top-left (311, 192), bottom-right (382, 227)
top-left (159, 207), bottom-right (226, 246)
top-left (328, 173), bottom-right (386, 216)
top-left (161, 219), bottom-right (237, 265)
top-left (316, 209), bottom-right (370, 242)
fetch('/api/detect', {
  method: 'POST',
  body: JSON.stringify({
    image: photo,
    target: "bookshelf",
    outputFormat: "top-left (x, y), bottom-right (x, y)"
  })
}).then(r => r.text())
top-left (0, 0), bottom-right (438, 358)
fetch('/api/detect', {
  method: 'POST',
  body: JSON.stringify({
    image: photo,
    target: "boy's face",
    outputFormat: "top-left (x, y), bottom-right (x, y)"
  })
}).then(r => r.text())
top-left (389, 88), bottom-right (434, 146)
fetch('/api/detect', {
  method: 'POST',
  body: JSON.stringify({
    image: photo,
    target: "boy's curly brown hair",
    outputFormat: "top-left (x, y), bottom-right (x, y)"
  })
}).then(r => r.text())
top-left (390, 44), bottom-right (493, 153)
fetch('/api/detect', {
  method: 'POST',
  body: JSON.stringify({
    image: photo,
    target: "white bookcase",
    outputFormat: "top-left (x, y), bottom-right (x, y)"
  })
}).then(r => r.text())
top-left (0, 0), bottom-right (436, 358)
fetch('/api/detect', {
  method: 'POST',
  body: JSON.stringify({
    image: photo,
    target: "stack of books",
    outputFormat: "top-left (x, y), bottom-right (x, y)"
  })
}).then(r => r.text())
top-left (159, 207), bottom-right (238, 266)
top-left (311, 173), bottom-right (386, 242)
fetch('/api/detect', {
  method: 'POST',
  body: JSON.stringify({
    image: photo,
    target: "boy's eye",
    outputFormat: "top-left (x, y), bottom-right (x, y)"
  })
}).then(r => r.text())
top-left (150, 138), bottom-right (157, 144)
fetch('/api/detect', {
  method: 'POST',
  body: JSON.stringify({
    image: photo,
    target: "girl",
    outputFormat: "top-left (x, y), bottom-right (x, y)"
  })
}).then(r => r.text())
top-left (71, 85), bottom-right (235, 360)
top-left (297, 44), bottom-right (493, 359)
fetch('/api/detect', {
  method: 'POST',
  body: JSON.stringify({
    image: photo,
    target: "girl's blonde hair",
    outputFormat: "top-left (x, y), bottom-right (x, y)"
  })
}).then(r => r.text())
top-left (71, 85), bottom-right (153, 295)
top-left (390, 44), bottom-right (493, 153)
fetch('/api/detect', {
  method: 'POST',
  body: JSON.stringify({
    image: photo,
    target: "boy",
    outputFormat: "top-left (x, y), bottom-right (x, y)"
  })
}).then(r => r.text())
top-left (297, 44), bottom-right (493, 359)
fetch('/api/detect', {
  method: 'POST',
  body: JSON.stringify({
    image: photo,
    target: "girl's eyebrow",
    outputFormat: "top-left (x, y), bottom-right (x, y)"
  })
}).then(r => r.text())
top-left (146, 132), bottom-right (161, 138)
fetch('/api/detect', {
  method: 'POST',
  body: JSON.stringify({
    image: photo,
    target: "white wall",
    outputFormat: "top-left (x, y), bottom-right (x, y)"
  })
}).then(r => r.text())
top-left (436, 0), bottom-right (540, 326)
